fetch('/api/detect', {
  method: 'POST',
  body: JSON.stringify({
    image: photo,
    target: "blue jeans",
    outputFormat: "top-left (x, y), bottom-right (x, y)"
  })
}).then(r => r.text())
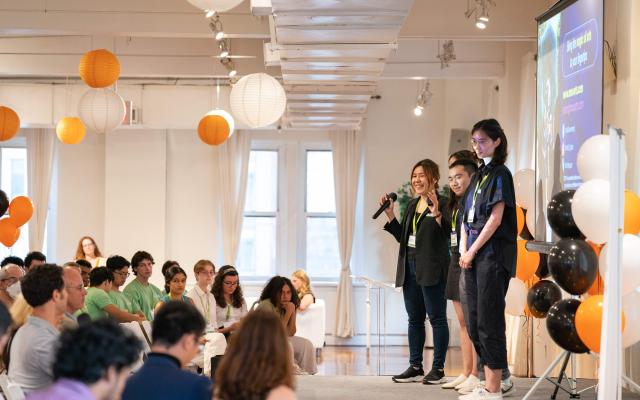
top-left (403, 255), bottom-right (449, 370)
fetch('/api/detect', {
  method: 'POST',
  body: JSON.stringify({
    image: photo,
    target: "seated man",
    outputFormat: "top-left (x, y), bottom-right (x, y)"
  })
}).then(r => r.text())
top-left (122, 302), bottom-right (211, 400)
top-left (123, 251), bottom-right (162, 321)
top-left (24, 251), bottom-right (46, 272)
top-left (106, 255), bottom-right (144, 319)
top-left (75, 259), bottom-right (92, 287)
top-left (0, 264), bottom-right (24, 308)
top-left (61, 266), bottom-right (88, 330)
top-left (28, 319), bottom-right (143, 400)
top-left (9, 264), bottom-right (66, 393)
top-left (84, 267), bottom-right (144, 322)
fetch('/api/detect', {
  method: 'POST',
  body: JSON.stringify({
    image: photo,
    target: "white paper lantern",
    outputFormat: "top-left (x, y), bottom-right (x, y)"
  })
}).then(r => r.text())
top-left (78, 89), bottom-right (126, 133)
top-left (230, 73), bottom-right (286, 129)
top-left (186, 0), bottom-right (244, 12)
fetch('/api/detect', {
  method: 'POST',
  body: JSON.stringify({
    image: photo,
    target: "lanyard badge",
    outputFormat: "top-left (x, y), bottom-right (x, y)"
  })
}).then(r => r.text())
top-left (467, 174), bottom-right (489, 224)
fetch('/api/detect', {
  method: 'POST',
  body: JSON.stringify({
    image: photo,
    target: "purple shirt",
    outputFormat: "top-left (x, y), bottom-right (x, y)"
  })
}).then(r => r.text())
top-left (27, 378), bottom-right (96, 400)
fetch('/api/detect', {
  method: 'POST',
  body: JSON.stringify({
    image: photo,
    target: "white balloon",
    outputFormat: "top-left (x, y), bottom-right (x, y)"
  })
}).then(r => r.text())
top-left (230, 73), bottom-right (286, 129)
top-left (505, 278), bottom-right (528, 316)
top-left (525, 209), bottom-right (536, 236)
top-left (571, 179), bottom-right (610, 244)
top-left (514, 169), bottom-right (535, 210)
top-left (186, 0), bottom-right (244, 12)
top-left (77, 89), bottom-right (126, 134)
top-left (598, 234), bottom-right (640, 295)
top-left (577, 134), bottom-right (627, 181)
top-left (622, 289), bottom-right (640, 348)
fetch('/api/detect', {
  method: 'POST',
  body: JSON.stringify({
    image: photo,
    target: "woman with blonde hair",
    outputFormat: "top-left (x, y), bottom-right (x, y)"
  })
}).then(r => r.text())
top-left (215, 310), bottom-right (296, 400)
top-left (75, 236), bottom-right (106, 267)
top-left (291, 269), bottom-right (315, 311)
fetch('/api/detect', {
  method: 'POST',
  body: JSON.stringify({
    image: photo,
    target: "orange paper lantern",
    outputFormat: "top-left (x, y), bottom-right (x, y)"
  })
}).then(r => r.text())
top-left (575, 294), bottom-right (625, 353)
top-left (8, 196), bottom-right (33, 227)
top-left (79, 49), bottom-right (121, 88)
top-left (0, 106), bottom-right (20, 141)
top-left (624, 190), bottom-right (640, 234)
top-left (516, 239), bottom-right (540, 281)
top-left (198, 114), bottom-right (231, 146)
top-left (516, 206), bottom-right (525, 237)
top-left (0, 218), bottom-right (19, 247)
top-left (56, 117), bottom-right (86, 144)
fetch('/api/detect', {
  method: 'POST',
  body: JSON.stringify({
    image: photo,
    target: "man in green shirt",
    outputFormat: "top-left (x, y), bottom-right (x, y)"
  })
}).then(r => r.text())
top-left (106, 255), bottom-right (145, 319)
top-left (123, 251), bottom-right (162, 321)
top-left (84, 268), bottom-right (145, 322)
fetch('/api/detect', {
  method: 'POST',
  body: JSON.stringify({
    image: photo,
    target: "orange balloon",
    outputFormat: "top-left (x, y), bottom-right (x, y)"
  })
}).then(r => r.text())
top-left (524, 303), bottom-right (533, 317)
top-left (8, 196), bottom-right (33, 227)
top-left (56, 117), bottom-right (86, 144)
top-left (516, 240), bottom-right (540, 281)
top-left (0, 218), bottom-right (19, 247)
top-left (575, 295), bottom-right (625, 353)
top-left (624, 190), bottom-right (640, 234)
top-left (79, 49), bottom-right (121, 88)
top-left (0, 106), bottom-right (20, 141)
top-left (587, 272), bottom-right (605, 296)
top-left (587, 240), bottom-right (601, 257)
top-left (198, 114), bottom-right (230, 146)
top-left (525, 274), bottom-right (540, 289)
top-left (516, 206), bottom-right (525, 237)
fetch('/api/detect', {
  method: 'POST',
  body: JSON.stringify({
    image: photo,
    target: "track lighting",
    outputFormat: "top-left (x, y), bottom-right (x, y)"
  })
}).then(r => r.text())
top-left (413, 80), bottom-right (432, 117)
top-left (220, 57), bottom-right (236, 77)
top-left (208, 14), bottom-right (224, 41)
top-left (437, 40), bottom-right (456, 69)
top-left (465, 0), bottom-right (495, 29)
top-left (205, 10), bottom-right (215, 18)
top-left (219, 40), bottom-right (230, 58)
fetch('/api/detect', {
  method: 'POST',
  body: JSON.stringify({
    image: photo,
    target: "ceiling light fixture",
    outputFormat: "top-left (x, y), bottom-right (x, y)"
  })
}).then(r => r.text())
top-left (437, 40), bottom-right (456, 69)
top-left (413, 80), bottom-right (432, 117)
top-left (220, 57), bottom-right (237, 77)
top-left (205, 9), bottom-right (215, 18)
top-left (465, 0), bottom-right (495, 30)
top-left (218, 40), bottom-right (230, 58)
top-left (208, 14), bottom-right (224, 41)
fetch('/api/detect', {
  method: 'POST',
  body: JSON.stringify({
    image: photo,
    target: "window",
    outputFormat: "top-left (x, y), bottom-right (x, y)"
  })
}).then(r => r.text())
top-left (305, 151), bottom-right (340, 278)
top-left (237, 150), bottom-right (278, 277)
top-left (0, 147), bottom-right (29, 260)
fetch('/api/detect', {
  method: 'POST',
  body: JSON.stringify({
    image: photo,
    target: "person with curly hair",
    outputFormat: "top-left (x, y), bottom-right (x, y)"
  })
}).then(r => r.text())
top-left (215, 310), bottom-right (296, 400)
top-left (212, 266), bottom-right (247, 336)
top-left (28, 319), bottom-right (143, 400)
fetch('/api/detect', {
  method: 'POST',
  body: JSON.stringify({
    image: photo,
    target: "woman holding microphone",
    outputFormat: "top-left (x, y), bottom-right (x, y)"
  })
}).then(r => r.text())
top-left (381, 159), bottom-right (450, 385)
top-left (459, 119), bottom-right (517, 400)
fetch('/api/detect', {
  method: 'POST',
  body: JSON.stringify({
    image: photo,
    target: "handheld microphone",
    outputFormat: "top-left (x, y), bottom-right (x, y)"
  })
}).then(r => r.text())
top-left (372, 192), bottom-right (397, 219)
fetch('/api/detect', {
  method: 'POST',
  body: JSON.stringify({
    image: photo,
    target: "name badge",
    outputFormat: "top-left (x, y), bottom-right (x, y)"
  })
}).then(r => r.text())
top-left (450, 232), bottom-right (458, 248)
top-left (467, 208), bottom-right (475, 223)
top-left (408, 235), bottom-right (416, 248)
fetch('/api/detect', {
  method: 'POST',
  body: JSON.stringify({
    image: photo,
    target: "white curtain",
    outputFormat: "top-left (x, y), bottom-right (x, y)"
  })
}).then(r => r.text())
top-left (26, 129), bottom-right (55, 251)
top-left (213, 131), bottom-right (250, 265)
top-left (515, 51), bottom-right (537, 171)
top-left (330, 130), bottom-right (362, 338)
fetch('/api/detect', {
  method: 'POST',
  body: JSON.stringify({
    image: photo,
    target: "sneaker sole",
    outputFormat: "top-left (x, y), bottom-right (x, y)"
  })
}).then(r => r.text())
top-left (423, 377), bottom-right (447, 385)
top-left (392, 376), bottom-right (424, 383)
top-left (502, 386), bottom-right (516, 397)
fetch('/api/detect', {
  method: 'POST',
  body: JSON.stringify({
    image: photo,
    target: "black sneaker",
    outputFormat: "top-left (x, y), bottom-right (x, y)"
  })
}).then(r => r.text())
top-left (422, 368), bottom-right (446, 385)
top-left (392, 366), bottom-right (424, 383)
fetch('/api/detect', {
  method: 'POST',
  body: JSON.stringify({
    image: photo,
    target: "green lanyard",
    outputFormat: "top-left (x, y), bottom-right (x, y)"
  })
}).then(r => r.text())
top-left (412, 198), bottom-right (427, 234)
top-left (226, 304), bottom-right (231, 321)
top-left (451, 209), bottom-right (459, 231)
top-left (471, 174), bottom-right (490, 209)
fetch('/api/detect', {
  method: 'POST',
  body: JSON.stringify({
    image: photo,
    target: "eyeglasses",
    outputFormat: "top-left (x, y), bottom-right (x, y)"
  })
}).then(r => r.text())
top-left (198, 271), bottom-right (215, 276)
top-left (223, 281), bottom-right (238, 287)
top-left (66, 284), bottom-right (85, 291)
top-left (114, 271), bottom-right (130, 277)
top-left (1, 277), bottom-right (19, 285)
top-left (471, 138), bottom-right (490, 146)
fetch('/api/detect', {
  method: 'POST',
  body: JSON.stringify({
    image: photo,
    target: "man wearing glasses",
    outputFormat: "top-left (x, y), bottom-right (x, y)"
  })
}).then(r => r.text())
top-left (107, 255), bottom-right (146, 320)
top-left (61, 266), bottom-right (87, 330)
top-left (123, 251), bottom-right (163, 321)
top-left (0, 263), bottom-right (24, 308)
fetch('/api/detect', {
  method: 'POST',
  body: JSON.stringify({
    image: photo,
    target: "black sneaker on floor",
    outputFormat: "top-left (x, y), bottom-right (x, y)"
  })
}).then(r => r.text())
top-left (392, 366), bottom-right (424, 383)
top-left (422, 368), bottom-right (446, 385)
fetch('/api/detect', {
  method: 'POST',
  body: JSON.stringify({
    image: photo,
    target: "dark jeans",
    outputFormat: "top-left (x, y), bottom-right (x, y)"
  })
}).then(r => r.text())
top-left (403, 255), bottom-right (449, 370)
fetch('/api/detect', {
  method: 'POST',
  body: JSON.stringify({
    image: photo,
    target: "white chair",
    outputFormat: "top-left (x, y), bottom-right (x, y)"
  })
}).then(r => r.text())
top-left (0, 373), bottom-right (25, 400)
top-left (295, 299), bottom-right (326, 353)
top-left (120, 321), bottom-right (153, 372)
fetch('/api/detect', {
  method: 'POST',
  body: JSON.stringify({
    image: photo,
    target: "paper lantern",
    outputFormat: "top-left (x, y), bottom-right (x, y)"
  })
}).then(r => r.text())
top-left (198, 109), bottom-right (234, 145)
top-left (78, 89), bottom-right (126, 133)
top-left (0, 106), bottom-right (20, 141)
top-left (56, 117), bottom-right (86, 144)
top-left (230, 73), bottom-right (286, 129)
top-left (79, 49), bottom-right (121, 88)
top-left (186, 0), bottom-right (244, 12)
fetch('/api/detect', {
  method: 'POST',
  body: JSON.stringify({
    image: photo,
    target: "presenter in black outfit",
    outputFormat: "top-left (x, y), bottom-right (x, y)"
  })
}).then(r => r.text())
top-left (459, 119), bottom-right (517, 399)
top-left (380, 159), bottom-right (450, 385)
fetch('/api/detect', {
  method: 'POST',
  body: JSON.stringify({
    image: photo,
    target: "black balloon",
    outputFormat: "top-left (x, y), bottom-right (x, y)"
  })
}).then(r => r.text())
top-left (546, 298), bottom-right (589, 353)
top-left (527, 280), bottom-right (562, 318)
top-left (548, 238), bottom-right (598, 295)
top-left (0, 190), bottom-right (7, 216)
top-left (547, 190), bottom-right (585, 239)
top-left (535, 253), bottom-right (550, 278)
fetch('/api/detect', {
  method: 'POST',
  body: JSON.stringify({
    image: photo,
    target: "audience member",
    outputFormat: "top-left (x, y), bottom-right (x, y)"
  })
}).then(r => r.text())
top-left (9, 264), bottom-right (66, 393)
top-left (121, 301), bottom-right (212, 400)
top-left (291, 269), bottom-right (315, 312)
top-left (1, 256), bottom-right (24, 269)
top-left (161, 260), bottom-right (180, 278)
top-left (188, 260), bottom-right (217, 330)
top-left (0, 264), bottom-right (24, 308)
top-left (106, 256), bottom-right (144, 318)
top-left (123, 251), bottom-right (162, 321)
top-left (256, 276), bottom-right (317, 375)
top-left (24, 251), bottom-right (46, 272)
top-left (8, 294), bottom-right (32, 328)
top-left (61, 267), bottom-right (88, 330)
top-left (212, 266), bottom-right (247, 336)
top-left (215, 310), bottom-right (296, 400)
top-left (155, 266), bottom-right (194, 315)
top-left (75, 236), bottom-right (106, 267)
top-left (0, 302), bottom-right (12, 354)
top-left (84, 267), bottom-right (144, 322)
top-left (27, 319), bottom-right (143, 400)
top-left (75, 259), bottom-right (92, 287)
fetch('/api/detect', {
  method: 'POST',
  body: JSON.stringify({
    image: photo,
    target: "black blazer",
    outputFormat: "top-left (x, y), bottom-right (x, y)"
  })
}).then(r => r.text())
top-left (384, 196), bottom-right (451, 287)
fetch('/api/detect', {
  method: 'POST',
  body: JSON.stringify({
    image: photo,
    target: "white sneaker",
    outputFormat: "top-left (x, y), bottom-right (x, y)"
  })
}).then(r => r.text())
top-left (456, 375), bottom-right (481, 393)
top-left (501, 378), bottom-right (516, 397)
top-left (442, 374), bottom-right (468, 389)
top-left (458, 387), bottom-right (503, 400)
